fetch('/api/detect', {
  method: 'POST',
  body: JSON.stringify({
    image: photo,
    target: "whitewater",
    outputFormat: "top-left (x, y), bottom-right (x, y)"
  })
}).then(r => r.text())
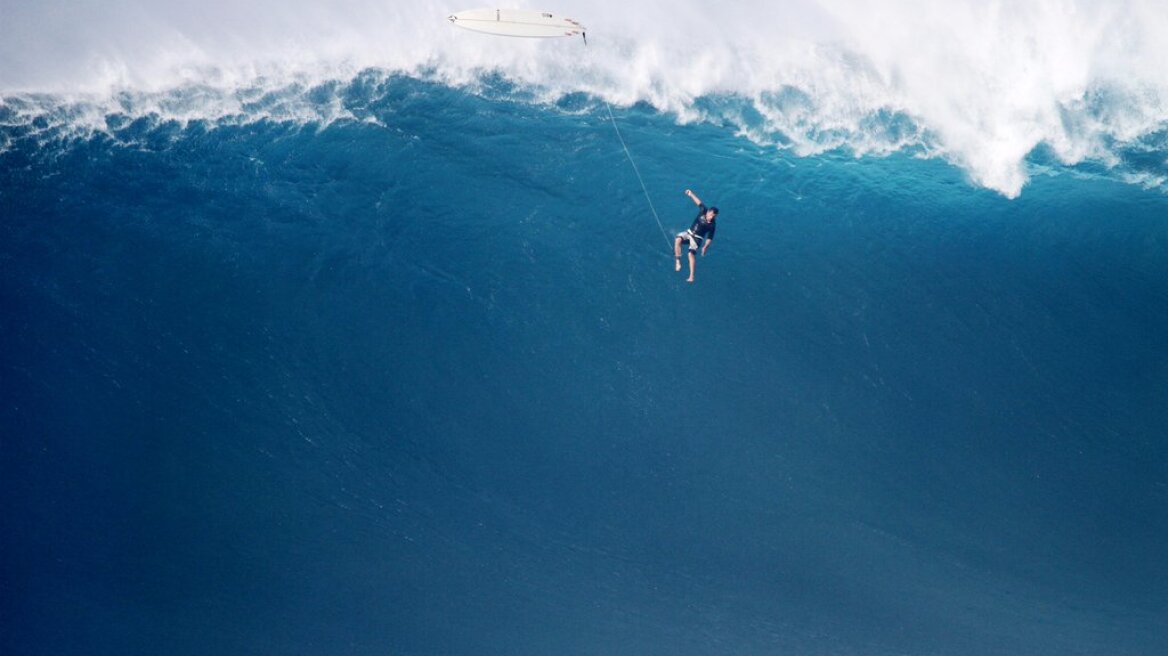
top-left (4, 0), bottom-right (1168, 196)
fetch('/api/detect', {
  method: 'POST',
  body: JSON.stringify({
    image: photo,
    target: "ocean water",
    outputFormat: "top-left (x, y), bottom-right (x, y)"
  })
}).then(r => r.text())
top-left (3, 3), bottom-right (1168, 655)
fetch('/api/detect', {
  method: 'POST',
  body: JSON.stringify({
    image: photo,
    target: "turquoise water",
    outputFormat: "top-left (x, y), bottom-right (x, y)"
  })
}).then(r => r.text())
top-left (2, 73), bottom-right (1167, 655)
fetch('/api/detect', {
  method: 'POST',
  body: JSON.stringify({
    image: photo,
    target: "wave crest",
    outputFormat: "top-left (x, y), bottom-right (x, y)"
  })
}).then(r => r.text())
top-left (4, 68), bottom-right (1167, 198)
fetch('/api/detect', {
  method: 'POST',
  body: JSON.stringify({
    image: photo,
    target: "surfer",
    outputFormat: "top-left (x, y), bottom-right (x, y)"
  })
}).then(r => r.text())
top-left (674, 189), bottom-right (718, 283)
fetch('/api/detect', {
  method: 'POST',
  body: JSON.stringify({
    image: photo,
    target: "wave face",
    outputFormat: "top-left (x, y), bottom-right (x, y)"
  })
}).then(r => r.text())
top-left (3, 71), bottom-right (1167, 655)
top-left (4, 0), bottom-right (1168, 196)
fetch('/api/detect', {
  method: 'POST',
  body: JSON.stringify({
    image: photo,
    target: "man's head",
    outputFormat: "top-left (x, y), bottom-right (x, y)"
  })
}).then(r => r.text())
top-left (706, 207), bottom-right (719, 219)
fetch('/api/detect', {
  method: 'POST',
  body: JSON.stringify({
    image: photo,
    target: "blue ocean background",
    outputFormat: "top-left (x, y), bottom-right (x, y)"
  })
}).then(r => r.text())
top-left (3, 8), bottom-right (1168, 653)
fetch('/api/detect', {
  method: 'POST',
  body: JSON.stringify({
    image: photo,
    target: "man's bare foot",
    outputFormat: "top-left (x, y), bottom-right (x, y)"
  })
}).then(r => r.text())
top-left (686, 276), bottom-right (695, 283)
top-left (675, 258), bottom-right (682, 272)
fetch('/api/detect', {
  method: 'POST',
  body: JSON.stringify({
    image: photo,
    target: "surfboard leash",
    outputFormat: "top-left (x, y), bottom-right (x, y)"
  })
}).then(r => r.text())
top-left (603, 100), bottom-right (672, 252)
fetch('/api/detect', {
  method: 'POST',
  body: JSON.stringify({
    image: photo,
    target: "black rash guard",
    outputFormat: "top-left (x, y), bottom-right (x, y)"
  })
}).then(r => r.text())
top-left (688, 204), bottom-right (717, 241)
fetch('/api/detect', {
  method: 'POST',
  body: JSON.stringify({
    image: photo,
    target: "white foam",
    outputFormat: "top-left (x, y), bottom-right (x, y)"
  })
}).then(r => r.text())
top-left (3, 0), bottom-right (1167, 196)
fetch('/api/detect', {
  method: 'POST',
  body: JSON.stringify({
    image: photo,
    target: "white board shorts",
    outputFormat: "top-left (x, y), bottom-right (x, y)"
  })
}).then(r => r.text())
top-left (677, 229), bottom-right (703, 252)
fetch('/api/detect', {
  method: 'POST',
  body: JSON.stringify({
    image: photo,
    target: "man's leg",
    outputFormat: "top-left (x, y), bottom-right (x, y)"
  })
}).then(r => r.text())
top-left (687, 250), bottom-right (696, 282)
top-left (674, 237), bottom-right (683, 271)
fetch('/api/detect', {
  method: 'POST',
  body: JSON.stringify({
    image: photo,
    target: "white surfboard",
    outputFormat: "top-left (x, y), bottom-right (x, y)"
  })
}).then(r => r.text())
top-left (448, 8), bottom-right (586, 39)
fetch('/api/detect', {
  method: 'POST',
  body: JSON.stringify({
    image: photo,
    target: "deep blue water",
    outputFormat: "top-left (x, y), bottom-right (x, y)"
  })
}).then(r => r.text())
top-left (2, 74), bottom-right (1167, 655)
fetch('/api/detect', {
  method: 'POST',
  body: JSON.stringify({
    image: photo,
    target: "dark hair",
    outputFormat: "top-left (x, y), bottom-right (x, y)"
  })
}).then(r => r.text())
top-left (708, 206), bottom-right (719, 215)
